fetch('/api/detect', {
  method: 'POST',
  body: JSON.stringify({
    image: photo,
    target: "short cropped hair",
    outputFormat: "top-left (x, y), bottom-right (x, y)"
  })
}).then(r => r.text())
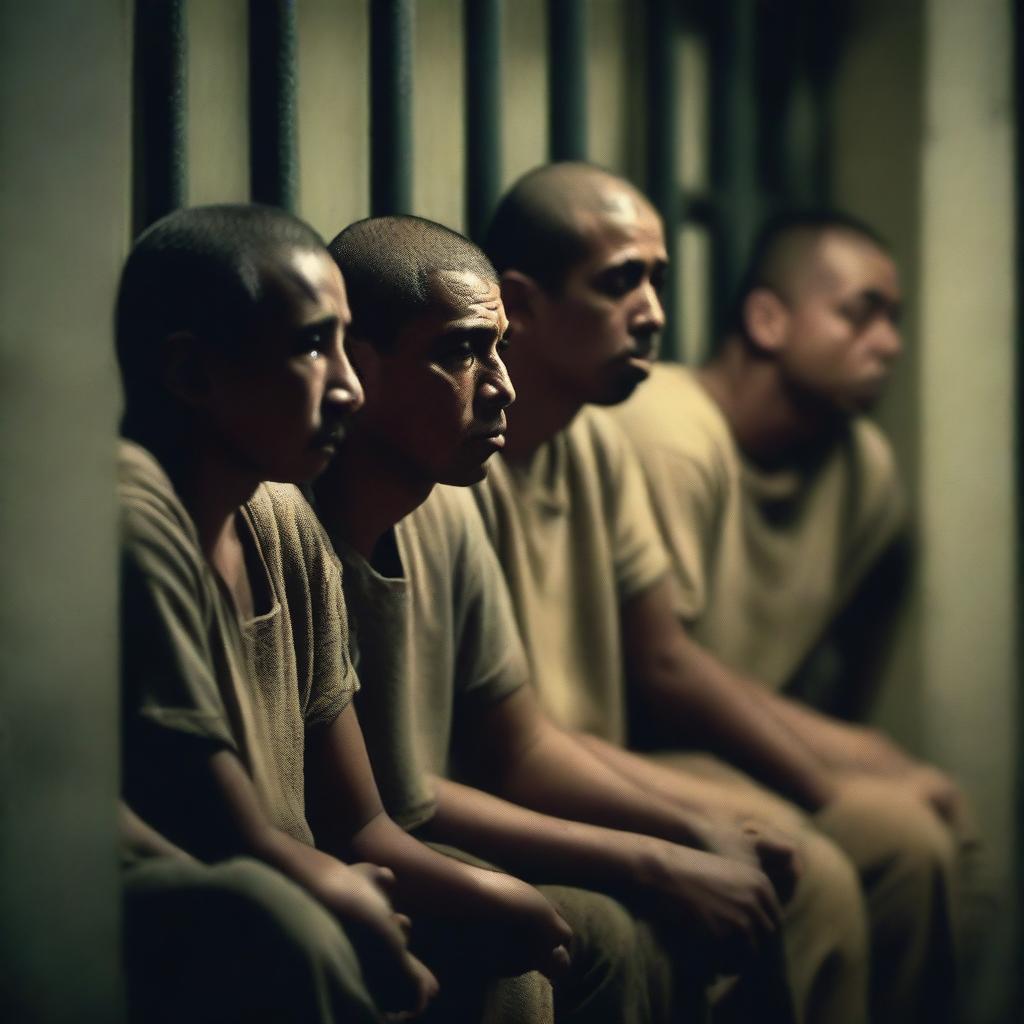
top-left (327, 215), bottom-right (497, 350)
top-left (116, 203), bottom-right (325, 441)
top-left (484, 162), bottom-right (650, 294)
top-left (729, 209), bottom-right (890, 335)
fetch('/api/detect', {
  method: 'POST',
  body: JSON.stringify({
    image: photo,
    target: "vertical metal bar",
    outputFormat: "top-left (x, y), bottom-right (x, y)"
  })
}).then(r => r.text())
top-left (709, 0), bottom-right (758, 338)
top-left (548, 0), bottom-right (587, 161)
top-left (645, 0), bottom-right (680, 362)
top-left (1013, 4), bottom-right (1024, 1015)
top-left (465, 0), bottom-right (503, 242)
top-left (248, 0), bottom-right (298, 212)
top-left (371, 0), bottom-right (415, 216)
top-left (132, 0), bottom-right (187, 233)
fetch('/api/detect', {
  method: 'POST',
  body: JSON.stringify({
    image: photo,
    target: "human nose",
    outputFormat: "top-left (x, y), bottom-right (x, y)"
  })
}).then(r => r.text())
top-left (478, 353), bottom-right (516, 410)
top-left (873, 318), bottom-right (903, 362)
top-left (636, 279), bottom-right (666, 333)
top-left (324, 339), bottom-right (365, 415)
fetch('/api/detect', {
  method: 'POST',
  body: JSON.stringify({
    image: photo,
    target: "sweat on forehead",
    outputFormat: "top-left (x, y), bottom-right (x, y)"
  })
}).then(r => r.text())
top-left (484, 162), bottom-right (654, 290)
top-left (327, 215), bottom-right (497, 348)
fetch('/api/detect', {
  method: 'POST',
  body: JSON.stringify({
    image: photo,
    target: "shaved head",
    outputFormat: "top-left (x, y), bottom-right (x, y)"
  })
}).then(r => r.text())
top-left (731, 210), bottom-right (889, 334)
top-left (485, 162), bottom-right (656, 293)
top-left (328, 215), bottom-right (497, 350)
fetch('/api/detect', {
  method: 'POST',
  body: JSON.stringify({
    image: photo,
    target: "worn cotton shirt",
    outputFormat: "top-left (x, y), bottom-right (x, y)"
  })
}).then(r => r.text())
top-left (120, 441), bottom-right (357, 848)
top-left (611, 363), bottom-right (905, 690)
top-left (471, 406), bottom-right (670, 744)
top-left (324, 484), bottom-right (528, 831)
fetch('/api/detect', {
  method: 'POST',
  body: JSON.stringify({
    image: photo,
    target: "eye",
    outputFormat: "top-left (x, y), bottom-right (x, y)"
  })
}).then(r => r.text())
top-left (437, 338), bottom-right (476, 368)
top-left (595, 261), bottom-right (644, 298)
top-left (295, 325), bottom-right (328, 359)
top-left (497, 334), bottom-right (511, 354)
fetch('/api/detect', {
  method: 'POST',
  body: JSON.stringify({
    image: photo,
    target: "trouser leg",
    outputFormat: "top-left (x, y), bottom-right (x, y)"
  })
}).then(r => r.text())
top-left (649, 753), bottom-right (870, 1024)
top-left (123, 856), bottom-right (380, 1024)
top-left (814, 776), bottom-right (959, 1024)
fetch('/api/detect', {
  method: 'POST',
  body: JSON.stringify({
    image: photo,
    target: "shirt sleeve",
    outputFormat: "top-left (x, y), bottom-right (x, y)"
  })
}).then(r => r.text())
top-left (592, 411), bottom-right (671, 603)
top-left (260, 484), bottom-right (359, 730)
top-left (120, 498), bottom-right (237, 750)
top-left (633, 441), bottom-right (724, 622)
top-left (450, 492), bottom-right (529, 708)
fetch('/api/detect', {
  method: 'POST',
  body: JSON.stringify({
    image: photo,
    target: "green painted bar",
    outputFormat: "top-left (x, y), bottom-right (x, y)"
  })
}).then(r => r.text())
top-left (708, 0), bottom-right (758, 338)
top-left (132, 0), bottom-right (187, 232)
top-left (548, 0), bottom-right (587, 161)
top-left (248, 0), bottom-right (298, 212)
top-left (644, 0), bottom-right (681, 362)
top-left (371, 0), bottom-right (414, 216)
top-left (466, 0), bottom-right (502, 242)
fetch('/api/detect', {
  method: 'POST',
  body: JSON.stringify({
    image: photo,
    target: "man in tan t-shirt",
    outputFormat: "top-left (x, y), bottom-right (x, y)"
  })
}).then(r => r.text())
top-left (477, 163), bottom-right (966, 1024)
top-left (316, 214), bottom-right (820, 1023)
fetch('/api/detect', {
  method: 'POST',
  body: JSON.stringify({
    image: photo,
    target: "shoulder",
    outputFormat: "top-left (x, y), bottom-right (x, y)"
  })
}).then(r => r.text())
top-left (118, 440), bottom-right (204, 583)
top-left (250, 483), bottom-right (340, 568)
top-left (849, 417), bottom-right (899, 482)
top-left (846, 416), bottom-right (904, 525)
top-left (614, 363), bottom-right (732, 460)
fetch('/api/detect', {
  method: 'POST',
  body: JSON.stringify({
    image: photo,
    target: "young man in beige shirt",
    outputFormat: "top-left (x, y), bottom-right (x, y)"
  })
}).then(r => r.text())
top-left (476, 162), bottom-right (966, 1024)
top-left (314, 214), bottom-right (812, 1023)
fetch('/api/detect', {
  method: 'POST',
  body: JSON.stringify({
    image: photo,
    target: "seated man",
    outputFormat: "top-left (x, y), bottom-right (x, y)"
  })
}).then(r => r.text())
top-left (311, 213), bottom-right (866, 1023)
top-left (475, 161), bottom-right (964, 1024)
top-left (117, 203), bottom-right (571, 1023)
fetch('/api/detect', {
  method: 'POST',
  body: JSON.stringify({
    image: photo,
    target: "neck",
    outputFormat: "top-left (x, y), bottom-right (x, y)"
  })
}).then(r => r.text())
top-left (502, 346), bottom-right (583, 464)
top-left (700, 338), bottom-right (841, 466)
top-left (314, 439), bottom-right (432, 560)
top-left (167, 435), bottom-right (261, 563)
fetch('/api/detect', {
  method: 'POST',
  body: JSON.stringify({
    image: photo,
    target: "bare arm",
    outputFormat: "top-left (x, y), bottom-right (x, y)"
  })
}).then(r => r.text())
top-left (305, 704), bottom-right (573, 981)
top-left (623, 577), bottom-right (838, 812)
top-left (428, 775), bottom-right (782, 972)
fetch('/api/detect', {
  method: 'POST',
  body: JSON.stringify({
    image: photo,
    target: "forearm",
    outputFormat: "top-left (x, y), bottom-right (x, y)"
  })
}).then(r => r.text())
top-left (637, 634), bottom-right (837, 810)
top-left (754, 689), bottom-right (913, 774)
top-left (489, 719), bottom-right (717, 850)
top-left (428, 776), bottom-right (669, 890)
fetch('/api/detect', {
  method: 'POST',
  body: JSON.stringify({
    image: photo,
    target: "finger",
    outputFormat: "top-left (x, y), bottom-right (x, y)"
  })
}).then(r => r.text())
top-left (539, 943), bottom-right (572, 982)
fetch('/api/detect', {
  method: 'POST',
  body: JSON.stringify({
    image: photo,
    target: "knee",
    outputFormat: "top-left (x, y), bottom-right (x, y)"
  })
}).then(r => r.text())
top-left (206, 858), bottom-right (349, 962)
top-left (792, 831), bottom-right (869, 964)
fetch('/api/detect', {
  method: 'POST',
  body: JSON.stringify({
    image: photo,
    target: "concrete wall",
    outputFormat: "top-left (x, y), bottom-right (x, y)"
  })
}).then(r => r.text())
top-left (833, 1), bottom-right (1019, 1018)
top-left (0, 1), bottom-right (130, 1020)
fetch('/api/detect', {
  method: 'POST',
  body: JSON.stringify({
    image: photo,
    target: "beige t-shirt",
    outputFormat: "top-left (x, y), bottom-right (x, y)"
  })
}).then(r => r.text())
top-left (611, 363), bottom-right (905, 690)
top-left (471, 406), bottom-right (670, 744)
top-left (324, 484), bottom-right (528, 831)
top-left (120, 441), bottom-right (357, 848)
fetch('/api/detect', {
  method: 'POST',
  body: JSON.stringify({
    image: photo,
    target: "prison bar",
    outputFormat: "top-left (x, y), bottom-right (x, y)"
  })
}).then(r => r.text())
top-left (548, 0), bottom-right (588, 162)
top-left (645, 0), bottom-right (681, 362)
top-left (248, 0), bottom-right (299, 212)
top-left (465, 0), bottom-right (503, 242)
top-left (371, 0), bottom-right (415, 216)
top-left (133, 0), bottom-right (187, 233)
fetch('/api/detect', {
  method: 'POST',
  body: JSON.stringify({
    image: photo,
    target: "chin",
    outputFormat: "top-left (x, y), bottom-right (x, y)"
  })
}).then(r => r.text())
top-left (439, 460), bottom-right (491, 488)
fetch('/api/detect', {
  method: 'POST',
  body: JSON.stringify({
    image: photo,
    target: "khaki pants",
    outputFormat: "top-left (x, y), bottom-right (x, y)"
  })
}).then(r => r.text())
top-left (651, 753), bottom-right (961, 1024)
top-left (123, 855), bottom-right (381, 1023)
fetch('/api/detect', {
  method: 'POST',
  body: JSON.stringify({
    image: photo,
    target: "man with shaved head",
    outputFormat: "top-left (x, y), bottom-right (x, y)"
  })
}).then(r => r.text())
top-left (312, 213), bottom-right (817, 1023)
top-left (609, 209), bottom-right (972, 1020)
top-left (475, 164), bottom-right (965, 1023)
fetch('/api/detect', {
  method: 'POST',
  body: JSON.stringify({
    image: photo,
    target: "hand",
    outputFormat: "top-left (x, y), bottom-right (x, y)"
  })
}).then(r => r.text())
top-left (835, 725), bottom-right (915, 777)
top-left (639, 842), bottom-right (782, 974)
top-left (902, 765), bottom-right (977, 843)
top-left (703, 816), bottom-right (802, 906)
top-left (329, 862), bottom-right (439, 1018)
top-left (463, 868), bottom-right (573, 982)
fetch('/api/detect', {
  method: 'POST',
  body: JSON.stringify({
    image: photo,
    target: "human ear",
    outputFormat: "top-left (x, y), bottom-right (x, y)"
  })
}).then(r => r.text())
top-left (499, 270), bottom-right (541, 337)
top-left (160, 331), bottom-right (211, 406)
top-left (742, 288), bottom-right (790, 354)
